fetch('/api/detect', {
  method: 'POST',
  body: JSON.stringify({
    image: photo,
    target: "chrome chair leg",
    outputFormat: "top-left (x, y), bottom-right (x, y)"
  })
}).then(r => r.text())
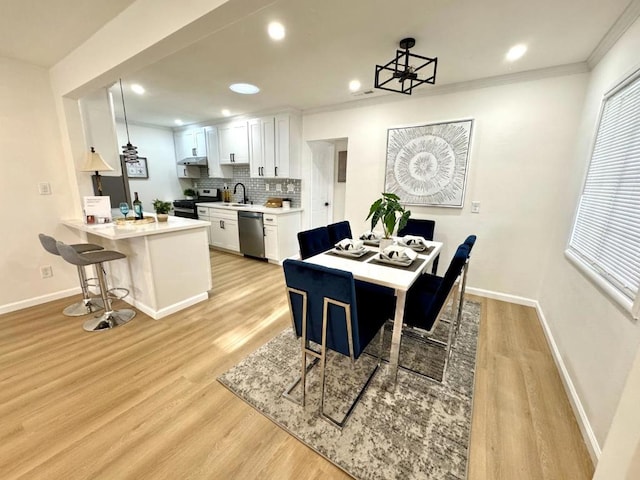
top-left (62, 265), bottom-right (104, 316)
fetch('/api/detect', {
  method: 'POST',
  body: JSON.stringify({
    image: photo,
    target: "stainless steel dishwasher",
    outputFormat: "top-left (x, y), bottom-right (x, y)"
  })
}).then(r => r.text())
top-left (237, 210), bottom-right (265, 259)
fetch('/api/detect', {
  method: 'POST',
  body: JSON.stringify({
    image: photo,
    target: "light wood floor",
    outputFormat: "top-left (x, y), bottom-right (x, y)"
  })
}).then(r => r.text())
top-left (0, 251), bottom-right (594, 479)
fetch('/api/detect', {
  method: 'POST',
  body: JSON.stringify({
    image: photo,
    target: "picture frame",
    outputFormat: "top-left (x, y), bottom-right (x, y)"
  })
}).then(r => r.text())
top-left (125, 156), bottom-right (148, 179)
top-left (384, 119), bottom-right (473, 208)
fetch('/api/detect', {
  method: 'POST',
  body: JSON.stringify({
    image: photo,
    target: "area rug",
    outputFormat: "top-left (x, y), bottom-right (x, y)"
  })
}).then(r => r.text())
top-left (218, 300), bottom-right (480, 480)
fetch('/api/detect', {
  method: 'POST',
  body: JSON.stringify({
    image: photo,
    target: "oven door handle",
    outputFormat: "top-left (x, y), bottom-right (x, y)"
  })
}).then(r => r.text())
top-left (173, 207), bottom-right (195, 213)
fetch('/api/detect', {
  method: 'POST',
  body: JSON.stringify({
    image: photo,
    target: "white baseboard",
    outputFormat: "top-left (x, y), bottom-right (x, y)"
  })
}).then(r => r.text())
top-left (468, 286), bottom-right (600, 463)
top-left (0, 287), bottom-right (81, 315)
top-left (466, 286), bottom-right (537, 307)
top-left (122, 292), bottom-right (209, 320)
top-left (534, 302), bottom-right (601, 464)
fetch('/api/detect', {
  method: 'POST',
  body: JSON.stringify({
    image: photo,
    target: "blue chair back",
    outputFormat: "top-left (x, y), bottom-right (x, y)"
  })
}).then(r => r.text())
top-left (327, 221), bottom-right (353, 244)
top-left (297, 227), bottom-right (332, 260)
top-left (283, 259), bottom-right (370, 358)
top-left (463, 235), bottom-right (477, 253)
top-left (397, 218), bottom-right (435, 240)
top-left (406, 243), bottom-right (469, 331)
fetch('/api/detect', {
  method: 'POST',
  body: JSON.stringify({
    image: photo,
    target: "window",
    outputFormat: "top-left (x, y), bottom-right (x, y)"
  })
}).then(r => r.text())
top-left (567, 68), bottom-right (640, 320)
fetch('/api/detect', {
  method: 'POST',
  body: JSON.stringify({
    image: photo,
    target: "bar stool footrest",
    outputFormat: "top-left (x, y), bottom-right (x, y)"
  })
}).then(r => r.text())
top-left (107, 287), bottom-right (129, 300)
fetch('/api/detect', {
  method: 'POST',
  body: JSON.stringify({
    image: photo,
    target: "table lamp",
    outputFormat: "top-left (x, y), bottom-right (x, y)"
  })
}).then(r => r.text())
top-left (80, 147), bottom-right (114, 195)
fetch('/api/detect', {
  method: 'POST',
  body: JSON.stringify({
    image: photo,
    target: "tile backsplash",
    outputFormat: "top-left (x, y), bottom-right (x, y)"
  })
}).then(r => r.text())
top-left (195, 165), bottom-right (301, 207)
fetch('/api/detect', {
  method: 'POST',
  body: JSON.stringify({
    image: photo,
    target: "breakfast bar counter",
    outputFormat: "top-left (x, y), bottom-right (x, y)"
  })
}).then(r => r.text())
top-left (63, 216), bottom-right (212, 320)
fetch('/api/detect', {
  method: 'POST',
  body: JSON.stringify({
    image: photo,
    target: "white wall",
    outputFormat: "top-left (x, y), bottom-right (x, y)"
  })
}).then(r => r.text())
top-left (115, 122), bottom-right (185, 212)
top-left (302, 73), bottom-right (588, 295)
top-left (538, 17), bottom-right (640, 452)
top-left (0, 57), bottom-right (83, 312)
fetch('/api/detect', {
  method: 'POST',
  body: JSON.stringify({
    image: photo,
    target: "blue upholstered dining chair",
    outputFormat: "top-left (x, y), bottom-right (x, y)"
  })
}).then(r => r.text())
top-left (297, 226), bottom-right (332, 259)
top-left (327, 221), bottom-right (353, 244)
top-left (282, 259), bottom-right (393, 428)
top-left (451, 235), bottom-right (477, 341)
top-left (397, 218), bottom-right (439, 274)
top-left (400, 243), bottom-right (470, 382)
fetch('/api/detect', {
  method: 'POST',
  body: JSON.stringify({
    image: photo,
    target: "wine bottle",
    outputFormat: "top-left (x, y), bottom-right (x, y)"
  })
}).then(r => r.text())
top-left (133, 192), bottom-right (144, 220)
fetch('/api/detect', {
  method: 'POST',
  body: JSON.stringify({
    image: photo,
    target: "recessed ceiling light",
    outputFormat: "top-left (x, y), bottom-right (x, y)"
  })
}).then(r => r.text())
top-left (268, 22), bottom-right (285, 41)
top-left (174, 119), bottom-right (184, 126)
top-left (506, 44), bottom-right (527, 62)
top-left (349, 80), bottom-right (361, 92)
top-left (229, 83), bottom-right (260, 94)
top-left (221, 109), bottom-right (231, 117)
top-left (130, 84), bottom-right (145, 95)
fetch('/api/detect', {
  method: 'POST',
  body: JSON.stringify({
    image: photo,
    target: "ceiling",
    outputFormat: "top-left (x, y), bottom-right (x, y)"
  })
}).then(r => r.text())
top-left (0, 0), bottom-right (136, 67)
top-left (2, 0), bottom-right (633, 127)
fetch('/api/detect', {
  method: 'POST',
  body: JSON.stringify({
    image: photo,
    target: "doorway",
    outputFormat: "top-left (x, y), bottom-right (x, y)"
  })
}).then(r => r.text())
top-left (307, 138), bottom-right (348, 228)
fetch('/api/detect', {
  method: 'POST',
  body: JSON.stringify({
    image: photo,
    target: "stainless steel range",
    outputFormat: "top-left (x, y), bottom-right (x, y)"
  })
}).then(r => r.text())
top-left (173, 188), bottom-right (220, 219)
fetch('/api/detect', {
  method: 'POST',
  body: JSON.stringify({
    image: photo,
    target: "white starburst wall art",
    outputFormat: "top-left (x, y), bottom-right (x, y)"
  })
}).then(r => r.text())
top-left (384, 119), bottom-right (473, 207)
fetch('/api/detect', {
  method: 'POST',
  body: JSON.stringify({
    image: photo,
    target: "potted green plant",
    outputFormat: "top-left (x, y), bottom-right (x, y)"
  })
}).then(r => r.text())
top-left (183, 188), bottom-right (196, 199)
top-left (366, 192), bottom-right (411, 249)
top-left (153, 199), bottom-right (172, 222)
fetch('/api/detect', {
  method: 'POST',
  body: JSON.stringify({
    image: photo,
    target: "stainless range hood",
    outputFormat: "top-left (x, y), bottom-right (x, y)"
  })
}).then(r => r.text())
top-left (177, 156), bottom-right (208, 166)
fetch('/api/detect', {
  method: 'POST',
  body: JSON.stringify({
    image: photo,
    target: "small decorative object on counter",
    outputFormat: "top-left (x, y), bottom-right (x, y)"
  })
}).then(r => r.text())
top-left (152, 199), bottom-right (172, 222)
top-left (133, 192), bottom-right (144, 220)
top-left (183, 188), bottom-right (196, 200)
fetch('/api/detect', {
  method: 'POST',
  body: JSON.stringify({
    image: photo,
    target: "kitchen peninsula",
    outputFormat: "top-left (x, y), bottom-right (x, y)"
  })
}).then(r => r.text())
top-left (63, 215), bottom-right (211, 320)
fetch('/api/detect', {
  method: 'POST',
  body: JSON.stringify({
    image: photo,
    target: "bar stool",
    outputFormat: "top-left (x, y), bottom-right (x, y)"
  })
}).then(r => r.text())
top-left (38, 233), bottom-right (105, 316)
top-left (56, 241), bottom-right (136, 332)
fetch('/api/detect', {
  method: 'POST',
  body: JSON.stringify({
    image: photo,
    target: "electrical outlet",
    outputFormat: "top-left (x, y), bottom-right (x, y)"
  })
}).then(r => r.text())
top-left (471, 201), bottom-right (480, 213)
top-left (287, 183), bottom-right (295, 193)
top-left (265, 183), bottom-right (270, 192)
top-left (40, 265), bottom-right (53, 279)
top-left (38, 182), bottom-right (51, 195)
top-left (276, 183), bottom-right (282, 192)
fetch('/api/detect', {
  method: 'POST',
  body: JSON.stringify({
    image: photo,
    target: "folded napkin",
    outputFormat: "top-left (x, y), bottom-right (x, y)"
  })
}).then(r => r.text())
top-left (359, 231), bottom-right (381, 241)
top-left (335, 238), bottom-right (365, 251)
top-left (401, 235), bottom-right (428, 247)
top-left (380, 245), bottom-right (418, 262)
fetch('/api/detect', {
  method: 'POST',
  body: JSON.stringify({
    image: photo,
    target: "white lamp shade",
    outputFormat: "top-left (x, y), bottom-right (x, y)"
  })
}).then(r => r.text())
top-left (80, 147), bottom-right (114, 172)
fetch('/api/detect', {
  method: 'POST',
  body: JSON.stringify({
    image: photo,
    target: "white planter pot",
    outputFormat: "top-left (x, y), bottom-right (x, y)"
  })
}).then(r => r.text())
top-left (379, 237), bottom-right (394, 252)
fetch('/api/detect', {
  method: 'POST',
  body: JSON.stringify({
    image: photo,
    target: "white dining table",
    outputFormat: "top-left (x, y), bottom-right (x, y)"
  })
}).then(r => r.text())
top-left (304, 239), bottom-right (443, 386)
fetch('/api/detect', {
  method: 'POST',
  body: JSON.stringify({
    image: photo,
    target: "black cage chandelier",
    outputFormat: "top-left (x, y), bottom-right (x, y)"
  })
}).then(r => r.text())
top-left (118, 79), bottom-right (140, 163)
top-left (374, 38), bottom-right (437, 95)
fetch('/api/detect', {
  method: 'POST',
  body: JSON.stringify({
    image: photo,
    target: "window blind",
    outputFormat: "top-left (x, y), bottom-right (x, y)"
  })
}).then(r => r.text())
top-left (569, 70), bottom-right (640, 302)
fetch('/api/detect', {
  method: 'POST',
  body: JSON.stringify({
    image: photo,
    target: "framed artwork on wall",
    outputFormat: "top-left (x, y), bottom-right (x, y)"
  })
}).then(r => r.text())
top-left (125, 157), bottom-right (148, 179)
top-left (384, 119), bottom-right (473, 208)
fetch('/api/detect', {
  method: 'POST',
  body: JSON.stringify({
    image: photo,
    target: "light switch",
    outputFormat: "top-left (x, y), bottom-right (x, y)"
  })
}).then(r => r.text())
top-left (265, 183), bottom-right (270, 192)
top-left (38, 182), bottom-right (51, 195)
top-left (471, 201), bottom-right (480, 213)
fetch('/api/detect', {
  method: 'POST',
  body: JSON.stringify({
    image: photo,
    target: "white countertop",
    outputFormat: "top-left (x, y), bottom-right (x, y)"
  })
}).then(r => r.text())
top-left (62, 215), bottom-right (210, 240)
top-left (196, 202), bottom-right (303, 214)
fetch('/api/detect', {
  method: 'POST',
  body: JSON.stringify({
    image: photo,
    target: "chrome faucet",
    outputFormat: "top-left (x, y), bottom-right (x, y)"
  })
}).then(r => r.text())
top-left (233, 182), bottom-right (248, 204)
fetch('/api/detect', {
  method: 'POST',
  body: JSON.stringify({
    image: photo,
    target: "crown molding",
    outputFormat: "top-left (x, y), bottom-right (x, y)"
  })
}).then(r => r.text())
top-left (587, 0), bottom-right (640, 69)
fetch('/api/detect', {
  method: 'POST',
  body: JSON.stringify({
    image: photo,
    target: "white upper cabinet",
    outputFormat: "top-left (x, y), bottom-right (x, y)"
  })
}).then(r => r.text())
top-left (249, 117), bottom-right (275, 177)
top-left (175, 127), bottom-right (207, 161)
top-left (218, 121), bottom-right (249, 164)
top-left (249, 113), bottom-right (300, 178)
top-left (206, 127), bottom-right (232, 178)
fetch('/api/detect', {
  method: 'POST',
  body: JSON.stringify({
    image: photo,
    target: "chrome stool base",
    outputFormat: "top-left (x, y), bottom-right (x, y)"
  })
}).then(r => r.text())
top-left (62, 297), bottom-right (105, 317)
top-left (83, 309), bottom-right (136, 332)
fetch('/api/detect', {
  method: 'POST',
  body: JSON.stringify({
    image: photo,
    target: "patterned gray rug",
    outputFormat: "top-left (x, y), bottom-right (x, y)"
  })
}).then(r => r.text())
top-left (218, 300), bottom-right (480, 480)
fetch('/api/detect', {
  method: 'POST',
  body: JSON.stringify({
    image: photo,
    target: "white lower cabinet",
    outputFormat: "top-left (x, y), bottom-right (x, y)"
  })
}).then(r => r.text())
top-left (196, 206), bottom-right (212, 245)
top-left (210, 208), bottom-right (240, 252)
top-left (263, 212), bottom-right (300, 262)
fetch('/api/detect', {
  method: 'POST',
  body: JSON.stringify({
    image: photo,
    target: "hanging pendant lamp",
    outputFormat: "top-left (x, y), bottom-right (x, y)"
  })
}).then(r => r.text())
top-left (119, 79), bottom-right (140, 163)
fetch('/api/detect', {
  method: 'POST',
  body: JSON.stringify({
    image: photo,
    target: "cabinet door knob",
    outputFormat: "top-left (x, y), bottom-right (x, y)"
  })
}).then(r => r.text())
top-left (192, 147), bottom-right (197, 156)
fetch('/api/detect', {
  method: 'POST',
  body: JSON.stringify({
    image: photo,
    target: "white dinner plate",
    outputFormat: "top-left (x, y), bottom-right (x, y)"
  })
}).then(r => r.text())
top-left (361, 238), bottom-right (380, 246)
top-left (397, 241), bottom-right (426, 252)
top-left (376, 255), bottom-right (413, 266)
top-left (332, 248), bottom-right (368, 257)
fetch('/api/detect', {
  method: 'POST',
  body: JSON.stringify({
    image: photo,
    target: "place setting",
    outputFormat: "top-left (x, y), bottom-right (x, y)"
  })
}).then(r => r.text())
top-left (327, 238), bottom-right (378, 262)
top-left (368, 243), bottom-right (426, 271)
top-left (397, 234), bottom-right (435, 254)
